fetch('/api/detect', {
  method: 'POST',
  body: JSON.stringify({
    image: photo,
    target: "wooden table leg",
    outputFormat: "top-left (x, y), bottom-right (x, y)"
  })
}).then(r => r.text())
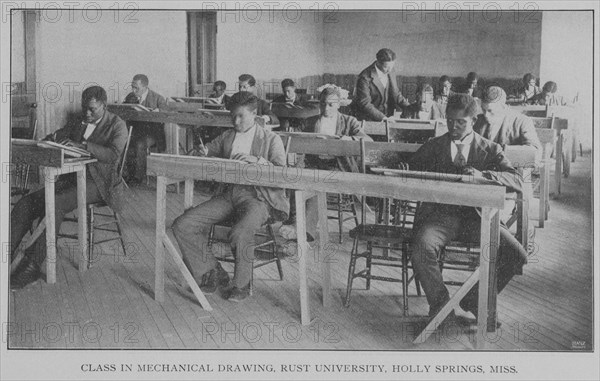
top-left (554, 131), bottom-right (563, 196)
top-left (184, 179), bottom-right (194, 210)
top-left (155, 175), bottom-right (167, 302)
top-left (476, 207), bottom-right (497, 349)
top-left (77, 167), bottom-right (88, 272)
top-left (317, 191), bottom-right (331, 308)
top-left (487, 209), bottom-right (500, 333)
top-left (44, 169), bottom-right (57, 284)
top-left (295, 190), bottom-right (311, 325)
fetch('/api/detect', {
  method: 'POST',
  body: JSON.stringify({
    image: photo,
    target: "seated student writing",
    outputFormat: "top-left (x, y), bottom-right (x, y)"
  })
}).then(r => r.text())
top-left (531, 81), bottom-right (569, 106)
top-left (172, 92), bottom-right (289, 303)
top-left (10, 86), bottom-right (128, 289)
top-left (272, 78), bottom-right (311, 132)
top-left (518, 73), bottom-right (542, 104)
top-left (123, 74), bottom-right (168, 184)
top-left (405, 93), bottom-right (528, 324)
top-left (279, 86), bottom-right (372, 242)
top-left (401, 83), bottom-right (445, 120)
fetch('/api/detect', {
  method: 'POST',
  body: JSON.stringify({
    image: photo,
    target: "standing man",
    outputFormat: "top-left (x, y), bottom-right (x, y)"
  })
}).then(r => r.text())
top-left (232, 74), bottom-right (279, 126)
top-left (407, 94), bottom-right (528, 322)
top-left (352, 48), bottom-right (410, 121)
top-left (123, 74), bottom-right (167, 184)
top-left (172, 92), bottom-right (289, 302)
top-left (10, 86), bottom-right (128, 289)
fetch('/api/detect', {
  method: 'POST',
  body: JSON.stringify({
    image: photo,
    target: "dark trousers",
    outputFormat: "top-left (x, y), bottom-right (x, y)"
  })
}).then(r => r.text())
top-left (171, 185), bottom-right (270, 288)
top-left (411, 206), bottom-right (527, 316)
top-left (10, 175), bottom-right (103, 265)
top-left (126, 123), bottom-right (166, 182)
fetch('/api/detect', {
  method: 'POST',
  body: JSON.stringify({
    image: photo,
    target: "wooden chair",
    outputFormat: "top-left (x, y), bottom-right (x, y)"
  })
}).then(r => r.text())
top-left (430, 146), bottom-right (536, 292)
top-left (58, 125), bottom-right (133, 267)
top-left (344, 140), bottom-right (421, 316)
top-left (11, 120), bottom-right (38, 204)
top-left (208, 218), bottom-right (284, 295)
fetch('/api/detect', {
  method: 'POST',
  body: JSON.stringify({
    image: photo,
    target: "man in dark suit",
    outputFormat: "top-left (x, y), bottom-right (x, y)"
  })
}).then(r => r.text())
top-left (474, 86), bottom-right (541, 151)
top-left (352, 48), bottom-right (410, 121)
top-left (172, 92), bottom-right (289, 302)
top-left (10, 86), bottom-right (128, 289)
top-left (272, 78), bottom-right (310, 132)
top-left (455, 71), bottom-right (482, 99)
top-left (123, 74), bottom-right (167, 183)
top-left (206, 80), bottom-right (231, 109)
top-left (407, 93), bottom-right (528, 320)
top-left (230, 74), bottom-right (279, 126)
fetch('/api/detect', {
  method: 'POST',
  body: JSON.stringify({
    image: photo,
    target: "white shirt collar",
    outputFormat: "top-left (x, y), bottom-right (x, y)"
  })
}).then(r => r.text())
top-left (374, 64), bottom-right (389, 88)
top-left (139, 88), bottom-right (149, 104)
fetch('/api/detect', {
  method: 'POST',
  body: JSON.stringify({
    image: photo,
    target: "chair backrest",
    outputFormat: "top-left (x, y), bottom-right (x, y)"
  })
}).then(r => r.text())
top-left (119, 125), bottom-right (134, 179)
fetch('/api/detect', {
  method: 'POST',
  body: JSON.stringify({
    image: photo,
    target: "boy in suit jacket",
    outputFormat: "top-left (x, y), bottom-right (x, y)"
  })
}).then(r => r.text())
top-left (474, 86), bottom-right (541, 152)
top-left (123, 74), bottom-right (167, 183)
top-left (207, 80), bottom-right (231, 108)
top-left (10, 86), bottom-right (128, 289)
top-left (229, 74), bottom-right (279, 126)
top-left (272, 78), bottom-right (310, 132)
top-left (407, 93), bottom-right (528, 321)
top-left (352, 48), bottom-right (410, 121)
top-left (172, 92), bottom-right (289, 302)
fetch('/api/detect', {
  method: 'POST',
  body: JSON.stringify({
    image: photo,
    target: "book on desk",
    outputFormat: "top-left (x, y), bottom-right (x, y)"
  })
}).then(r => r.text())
top-left (12, 138), bottom-right (93, 167)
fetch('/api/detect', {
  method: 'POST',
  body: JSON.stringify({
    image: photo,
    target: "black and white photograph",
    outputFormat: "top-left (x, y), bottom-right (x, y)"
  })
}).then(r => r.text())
top-left (1, 1), bottom-right (598, 380)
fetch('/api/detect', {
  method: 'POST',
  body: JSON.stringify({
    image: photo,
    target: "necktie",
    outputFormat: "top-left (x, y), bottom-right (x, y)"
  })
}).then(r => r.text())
top-left (454, 143), bottom-right (467, 167)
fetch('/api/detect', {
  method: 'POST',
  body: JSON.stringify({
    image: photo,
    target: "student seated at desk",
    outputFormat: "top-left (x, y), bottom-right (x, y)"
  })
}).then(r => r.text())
top-left (518, 73), bottom-right (542, 105)
top-left (229, 74), bottom-right (279, 126)
top-left (123, 74), bottom-right (167, 184)
top-left (434, 75), bottom-right (453, 119)
top-left (530, 81), bottom-right (569, 106)
top-left (405, 93), bottom-right (528, 322)
top-left (10, 86), bottom-right (128, 289)
top-left (207, 80), bottom-right (231, 108)
top-left (475, 86), bottom-right (541, 152)
top-left (172, 92), bottom-right (289, 302)
top-left (456, 71), bottom-right (482, 99)
top-left (272, 78), bottom-right (310, 132)
top-left (279, 86), bottom-right (372, 242)
top-left (401, 83), bottom-right (445, 120)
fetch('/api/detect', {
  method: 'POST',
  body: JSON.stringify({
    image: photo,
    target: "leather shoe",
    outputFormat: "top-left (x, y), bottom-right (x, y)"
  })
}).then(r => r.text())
top-left (224, 284), bottom-right (250, 302)
top-left (198, 263), bottom-right (229, 294)
top-left (11, 260), bottom-right (41, 290)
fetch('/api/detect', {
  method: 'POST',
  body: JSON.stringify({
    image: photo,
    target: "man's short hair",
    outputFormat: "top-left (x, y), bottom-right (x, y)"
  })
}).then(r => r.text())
top-left (319, 86), bottom-right (341, 100)
top-left (466, 72), bottom-right (479, 82)
top-left (439, 75), bottom-right (451, 84)
top-left (214, 80), bottom-right (226, 89)
top-left (281, 78), bottom-right (295, 89)
top-left (523, 73), bottom-right (535, 84)
top-left (446, 93), bottom-right (479, 118)
top-left (132, 74), bottom-right (149, 86)
top-left (238, 74), bottom-right (256, 86)
top-left (82, 86), bottom-right (107, 105)
top-left (418, 83), bottom-right (434, 94)
top-left (542, 81), bottom-right (558, 94)
top-left (229, 91), bottom-right (258, 111)
top-left (482, 86), bottom-right (507, 104)
top-left (376, 48), bottom-right (396, 63)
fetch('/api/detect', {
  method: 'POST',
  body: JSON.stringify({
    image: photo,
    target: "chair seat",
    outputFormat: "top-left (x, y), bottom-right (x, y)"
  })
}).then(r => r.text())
top-left (349, 224), bottom-right (412, 244)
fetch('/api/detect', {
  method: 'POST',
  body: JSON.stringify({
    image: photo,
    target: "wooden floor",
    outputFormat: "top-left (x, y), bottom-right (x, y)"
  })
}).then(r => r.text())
top-left (8, 151), bottom-right (593, 350)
